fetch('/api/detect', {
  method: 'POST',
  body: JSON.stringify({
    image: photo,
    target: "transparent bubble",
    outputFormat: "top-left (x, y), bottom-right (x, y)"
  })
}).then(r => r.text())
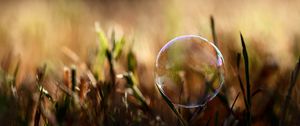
top-left (155, 35), bottom-right (225, 108)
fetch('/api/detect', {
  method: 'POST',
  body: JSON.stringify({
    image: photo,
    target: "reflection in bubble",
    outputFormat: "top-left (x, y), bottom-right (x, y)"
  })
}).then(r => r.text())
top-left (155, 35), bottom-right (224, 108)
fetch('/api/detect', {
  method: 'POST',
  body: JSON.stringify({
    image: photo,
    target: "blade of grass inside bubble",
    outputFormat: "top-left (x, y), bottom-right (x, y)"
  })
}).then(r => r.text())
top-left (190, 72), bottom-right (227, 123)
top-left (210, 16), bottom-right (218, 47)
top-left (240, 33), bottom-right (251, 126)
top-left (280, 58), bottom-right (300, 126)
top-left (208, 73), bottom-right (230, 107)
top-left (156, 84), bottom-right (187, 126)
top-left (189, 105), bottom-right (205, 123)
top-left (189, 81), bottom-right (210, 122)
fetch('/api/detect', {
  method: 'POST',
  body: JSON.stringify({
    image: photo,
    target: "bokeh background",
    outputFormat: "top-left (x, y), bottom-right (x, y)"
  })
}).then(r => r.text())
top-left (0, 0), bottom-right (300, 125)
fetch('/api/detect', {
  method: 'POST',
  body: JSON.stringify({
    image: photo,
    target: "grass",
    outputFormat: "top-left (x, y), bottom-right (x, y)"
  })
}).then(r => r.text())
top-left (0, 15), bottom-right (299, 126)
top-left (280, 58), bottom-right (300, 126)
top-left (240, 33), bottom-right (252, 126)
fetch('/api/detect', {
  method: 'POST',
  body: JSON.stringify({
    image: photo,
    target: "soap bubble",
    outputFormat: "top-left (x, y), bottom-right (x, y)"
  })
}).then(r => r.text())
top-left (155, 35), bottom-right (224, 108)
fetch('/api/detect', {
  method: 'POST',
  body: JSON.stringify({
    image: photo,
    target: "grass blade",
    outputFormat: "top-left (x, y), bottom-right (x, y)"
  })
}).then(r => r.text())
top-left (155, 84), bottom-right (187, 126)
top-left (240, 33), bottom-right (251, 126)
top-left (230, 92), bottom-right (240, 113)
top-left (71, 66), bottom-right (76, 92)
top-left (123, 73), bottom-right (149, 111)
top-left (106, 50), bottom-right (116, 87)
top-left (12, 59), bottom-right (20, 86)
top-left (113, 36), bottom-right (125, 60)
top-left (210, 16), bottom-right (218, 47)
top-left (236, 53), bottom-right (249, 112)
top-left (251, 88), bottom-right (262, 97)
top-left (95, 22), bottom-right (109, 81)
top-left (127, 50), bottom-right (137, 73)
top-left (280, 58), bottom-right (300, 125)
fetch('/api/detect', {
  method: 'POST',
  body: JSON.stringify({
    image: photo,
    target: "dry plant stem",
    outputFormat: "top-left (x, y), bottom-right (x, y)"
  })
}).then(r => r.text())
top-left (34, 65), bottom-right (47, 126)
top-left (64, 68), bottom-right (71, 89)
top-left (79, 77), bottom-right (88, 102)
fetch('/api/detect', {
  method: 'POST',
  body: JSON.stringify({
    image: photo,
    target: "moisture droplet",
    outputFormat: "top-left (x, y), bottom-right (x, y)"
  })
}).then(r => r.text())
top-left (155, 35), bottom-right (225, 108)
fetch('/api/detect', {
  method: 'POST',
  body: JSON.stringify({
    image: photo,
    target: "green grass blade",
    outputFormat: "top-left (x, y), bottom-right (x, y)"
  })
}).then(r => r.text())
top-left (113, 37), bottom-right (125, 60)
top-left (95, 22), bottom-right (109, 81)
top-left (127, 50), bottom-right (137, 73)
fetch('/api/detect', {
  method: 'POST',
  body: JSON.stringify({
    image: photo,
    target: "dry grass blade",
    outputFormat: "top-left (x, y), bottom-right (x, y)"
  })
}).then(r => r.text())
top-left (35, 65), bottom-right (47, 126)
top-left (251, 88), bottom-right (262, 97)
top-left (280, 58), bottom-right (300, 126)
top-left (230, 92), bottom-right (240, 113)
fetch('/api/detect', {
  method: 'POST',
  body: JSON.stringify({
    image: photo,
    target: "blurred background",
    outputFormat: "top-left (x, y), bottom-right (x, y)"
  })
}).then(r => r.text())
top-left (0, 0), bottom-right (300, 125)
top-left (1, 0), bottom-right (299, 69)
